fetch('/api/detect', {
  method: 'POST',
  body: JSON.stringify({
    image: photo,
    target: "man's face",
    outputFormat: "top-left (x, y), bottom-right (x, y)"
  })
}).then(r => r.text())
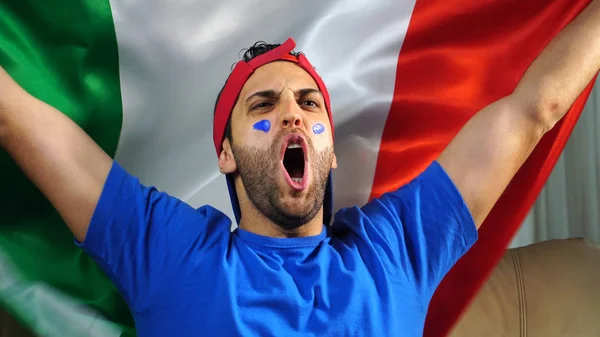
top-left (220, 61), bottom-right (336, 229)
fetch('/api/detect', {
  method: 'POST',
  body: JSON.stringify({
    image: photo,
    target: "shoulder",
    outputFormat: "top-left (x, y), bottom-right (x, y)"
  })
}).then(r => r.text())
top-left (331, 160), bottom-right (476, 253)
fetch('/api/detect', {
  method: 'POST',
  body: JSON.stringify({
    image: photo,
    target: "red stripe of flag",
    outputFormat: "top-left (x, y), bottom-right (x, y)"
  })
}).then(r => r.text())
top-left (370, 0), bottom-right (597, 335)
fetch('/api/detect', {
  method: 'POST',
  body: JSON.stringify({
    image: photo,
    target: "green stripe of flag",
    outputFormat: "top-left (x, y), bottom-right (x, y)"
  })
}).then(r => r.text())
top-left (0, 0), bottom-right (135, 335)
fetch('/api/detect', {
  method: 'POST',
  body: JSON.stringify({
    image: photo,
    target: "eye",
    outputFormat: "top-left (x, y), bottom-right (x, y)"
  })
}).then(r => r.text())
top-left (301, 100), bottom-right (319, 108)
top-left (250, 102), bottom-right (273, 110)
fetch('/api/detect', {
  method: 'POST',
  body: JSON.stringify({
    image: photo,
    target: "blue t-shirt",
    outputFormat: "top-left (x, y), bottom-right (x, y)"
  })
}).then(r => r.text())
top-left (77, 161), bottom-right (477, 337)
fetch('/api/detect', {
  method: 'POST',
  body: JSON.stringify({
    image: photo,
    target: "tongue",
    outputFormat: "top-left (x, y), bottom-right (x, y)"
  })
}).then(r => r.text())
top-left (289, 166), bottom-right (303, 179)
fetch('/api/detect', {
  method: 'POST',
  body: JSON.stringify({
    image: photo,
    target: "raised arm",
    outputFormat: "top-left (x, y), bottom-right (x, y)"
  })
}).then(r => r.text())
top-left (438, 0), bottom-right (600, 228)
top-left (0, 67), bottom-right (112, 242)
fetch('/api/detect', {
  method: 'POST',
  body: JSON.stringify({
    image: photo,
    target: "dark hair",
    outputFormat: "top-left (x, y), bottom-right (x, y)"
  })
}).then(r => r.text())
top-left (213, 41), bottom-right (301, 143)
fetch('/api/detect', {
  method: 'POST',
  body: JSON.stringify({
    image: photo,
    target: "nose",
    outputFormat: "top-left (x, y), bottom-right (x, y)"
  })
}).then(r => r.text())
top-left (281, 102), bottom-right (303, 129)
top-left (282, 113), bottom-right (302, 128)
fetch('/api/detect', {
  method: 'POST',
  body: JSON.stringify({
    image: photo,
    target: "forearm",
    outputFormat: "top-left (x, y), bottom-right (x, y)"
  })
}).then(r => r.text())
top-left (438, 1), bottom-right (600, 227)
top-left (0, 68), bottom-right (111, 242)
top-left (514, 0), bottom-right (600, 129)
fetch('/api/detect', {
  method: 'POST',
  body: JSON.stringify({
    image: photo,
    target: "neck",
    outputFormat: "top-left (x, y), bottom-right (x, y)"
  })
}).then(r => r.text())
top-left (238, 205), bottom-right (325, 238)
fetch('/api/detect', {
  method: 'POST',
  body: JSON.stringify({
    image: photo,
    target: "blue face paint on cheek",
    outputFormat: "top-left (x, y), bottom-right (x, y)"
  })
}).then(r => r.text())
top-left (312, 123), bottom-right (325, 135)
top-left (253, 119), bottom-right (271, 133)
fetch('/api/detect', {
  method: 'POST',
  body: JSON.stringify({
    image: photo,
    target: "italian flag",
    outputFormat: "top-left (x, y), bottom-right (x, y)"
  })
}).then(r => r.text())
top-left (0, 0), bottom-right (595, 336)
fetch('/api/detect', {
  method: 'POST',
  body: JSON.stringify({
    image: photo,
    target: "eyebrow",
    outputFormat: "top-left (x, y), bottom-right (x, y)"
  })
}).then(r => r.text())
top-left (245, 89), bottom-right (282, 103)
top-left (244, 88), bottom-right (324, 104)
top-left (296, 88), bottom-right (324, 99)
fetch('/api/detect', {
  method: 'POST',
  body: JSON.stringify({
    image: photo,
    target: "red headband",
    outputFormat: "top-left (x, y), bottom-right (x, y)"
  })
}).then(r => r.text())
top-left (213, 37), bottom-right (334, 156)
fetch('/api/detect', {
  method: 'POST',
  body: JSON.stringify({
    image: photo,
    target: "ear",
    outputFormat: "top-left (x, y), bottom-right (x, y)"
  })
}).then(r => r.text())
top-left (218, 138), bottom-right (237, 174)
top-left (331, 152), bottom-right (338, 170)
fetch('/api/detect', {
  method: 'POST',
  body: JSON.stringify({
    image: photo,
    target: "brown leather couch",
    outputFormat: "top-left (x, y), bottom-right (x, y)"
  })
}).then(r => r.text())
top-left (451, 238), bottom-right (600, 337)
top-left (2, 238), bottom-right (599, 336)
top-left (0, 309), bottom-right (29, 337)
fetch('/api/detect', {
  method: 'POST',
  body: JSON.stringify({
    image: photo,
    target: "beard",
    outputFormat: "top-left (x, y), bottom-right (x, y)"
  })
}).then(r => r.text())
top-left (231, 130), bottom-right (333, 230)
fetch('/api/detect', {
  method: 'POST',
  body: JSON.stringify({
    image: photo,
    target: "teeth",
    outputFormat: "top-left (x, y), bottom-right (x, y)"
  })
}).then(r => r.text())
top-left (287, 143), bottom-right (302, 149)
top-left (292, 178), bottom-right (303, 183)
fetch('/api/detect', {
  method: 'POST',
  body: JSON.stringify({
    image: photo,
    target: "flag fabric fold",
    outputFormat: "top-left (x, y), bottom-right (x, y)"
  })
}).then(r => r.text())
top-left (0, 0), bottom-right (594, 336)
top-left (0, 0), bottom-right (133, 335)
top-left (384, 1), bottom-right (595, 335)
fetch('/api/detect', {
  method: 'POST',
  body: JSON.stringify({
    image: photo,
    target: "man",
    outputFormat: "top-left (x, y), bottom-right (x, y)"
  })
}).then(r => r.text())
top-left (0, 0), bottom-right (599, 335)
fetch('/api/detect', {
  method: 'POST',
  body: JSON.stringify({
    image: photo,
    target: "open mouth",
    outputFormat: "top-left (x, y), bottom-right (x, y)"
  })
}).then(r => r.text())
top-left (280, 134), bottom-right (308, 191)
